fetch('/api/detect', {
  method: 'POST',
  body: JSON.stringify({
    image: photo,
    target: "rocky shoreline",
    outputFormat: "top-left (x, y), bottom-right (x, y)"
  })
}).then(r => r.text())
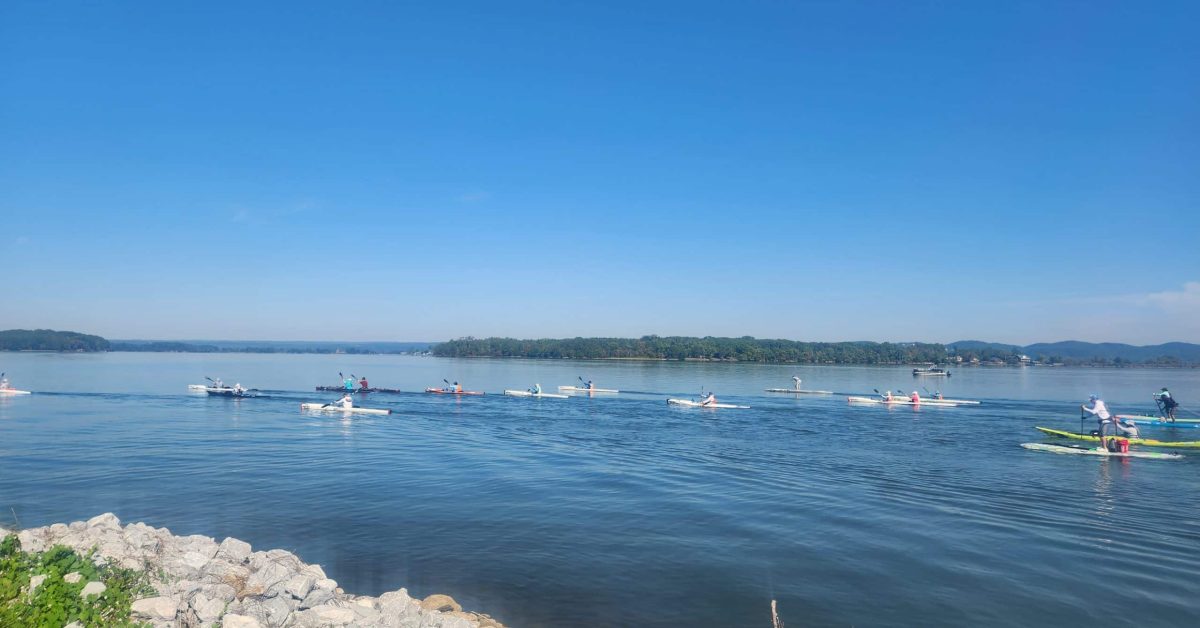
top-left (1, 513), bottom-right (505, 628)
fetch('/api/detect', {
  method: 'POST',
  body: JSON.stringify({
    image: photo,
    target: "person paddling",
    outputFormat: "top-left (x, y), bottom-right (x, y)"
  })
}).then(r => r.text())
top-left (530, 383), bottom-right (543, 395)
top-left (1155, 387), bottom-right (1178, 421)
top-left (359, 376), bottom-right (369, 390)
top-left (792, 376), bottom-right (802, 391)
top-left (882, 390), bottom-right (894, 402)
top-left (700, 392), bottom-right (717, 407)
top-left (454, 381), bottom-right (463, 393)
top-left (337, 393), bottom-right (353, 409)
top-left (910, 390), bottom-right (921, 404)
top-left (1081, 394), bottom-right (1136, 450)
top-left (343, 376), bottom-right (356, 391)
top-left (0, 375), bottom-right (9, 391)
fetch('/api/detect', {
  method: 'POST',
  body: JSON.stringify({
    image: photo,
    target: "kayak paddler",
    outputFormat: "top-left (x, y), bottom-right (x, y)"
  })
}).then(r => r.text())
top-left (234, 383), bottom-right (246, 395)
top-left (530, 383), bottom-right (542, 395)
top-left (343, 376), bottom-right (355, 391)
top-left (910, 390), bottom-right (920, 404)
top-left (1155, 387), bottom-right (1178, 421)
top-left (882, 390), bottom-right (893, 402)
top-left (337, 393), bottom-right (353, 409)
top-left (792, 376), bottom-right (802, 390)
top-left (700, 392), bottom-right (717, 407)
top-left (0, 375), bottom-right (9, 390)
top-left (454, 381), bottom-right (463, 393)
top-left (359, 376), bottom-right (369, 390)
top-left (586, 380), bottom-right (594, 391)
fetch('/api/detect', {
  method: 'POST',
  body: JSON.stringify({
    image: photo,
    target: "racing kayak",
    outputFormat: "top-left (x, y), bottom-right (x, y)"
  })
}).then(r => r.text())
top-left (847, 396), bottom-right (960, 407)
top-left (765, 388), bottom-right (834, 395)
top-left (207, 389), bottom-right (257, 398)
top-left (425, 388), bottom-right (485, 396)
top-left (667, 398), bottom-right (750, 409)
top-left (300, 403), bottom-right (391, 415)
top-left (922, 397), bottom-right (980, 405)
top-left (1035, 427), bottom-right (1200, 449)
top-left (1116, 414), bottom-right (1200, 424)
top-left (1021, 443), bottom-right (1182, 460)
top-left (505, 390), bottom-right (569, 399)
top-left (0, 389), bottom-right (31, 396)
top-left (316, 386), bottom-right (404, 393)
top-left (558, 386), bottom-right (619, 393)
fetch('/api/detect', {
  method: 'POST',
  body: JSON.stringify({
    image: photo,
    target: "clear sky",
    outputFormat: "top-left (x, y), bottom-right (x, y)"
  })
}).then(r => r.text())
top-left (1, 1), bottom-right (1197, 344)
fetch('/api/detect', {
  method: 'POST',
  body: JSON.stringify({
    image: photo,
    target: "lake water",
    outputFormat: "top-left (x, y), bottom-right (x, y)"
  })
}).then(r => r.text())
top-left (1, 353), bottom-right (1198, 627)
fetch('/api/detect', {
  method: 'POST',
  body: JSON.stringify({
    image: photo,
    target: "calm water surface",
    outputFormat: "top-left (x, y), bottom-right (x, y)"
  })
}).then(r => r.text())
top-left (1, 353), bottom-right (1198, 627)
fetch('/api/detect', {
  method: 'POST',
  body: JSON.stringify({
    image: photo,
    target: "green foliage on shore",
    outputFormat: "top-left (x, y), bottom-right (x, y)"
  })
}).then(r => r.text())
top-left (434, 336), bottom-right (949, 364)
top-left (0, 329), bottom-right (110, 352)
top-left (0, 534), bottom-right (152, 627)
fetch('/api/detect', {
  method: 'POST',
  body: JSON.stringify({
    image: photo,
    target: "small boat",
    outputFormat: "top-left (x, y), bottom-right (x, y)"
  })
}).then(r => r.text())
top-left (505, 390), bottom-right (569, 399)
top-left (1035, 426), bottom-right (1200, 449)
top-left (425, 388), bottom-right (485, 396)
top-left (764, 388), bottom-right (834, 395)
top-left (315, 386), bottom-right (405, 393)
top-left (912, 368), bottom-right (951, 377)
top-left (1021, 443), bottom-right (1181, 460)
top-left (847, 396), bottom-right (960, 407)
top-left (0, 388), bottom-right (32, 396)
top-left (667, 398), bottom-right (750, 409)
top-left (299, 403), bottom-right (391, 415)
top-left (558, 386), bottom-right (619, 393)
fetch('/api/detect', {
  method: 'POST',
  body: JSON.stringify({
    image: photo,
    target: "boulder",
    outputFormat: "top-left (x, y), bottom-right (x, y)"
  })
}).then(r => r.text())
top-left (244, 560), bottom-right (293, 596)
top-left (86, 513), bottom-right (121, 530)
top-left (64, 572), bottom-right (83, 584)
top-left (216, 537), bottom-right (252, 564)
top-left (420, 594), bottom-right (462, 613)
top-left (80, 581), bottom-right (107, 598)
top-left (28, 574), bottom-right (46, 595)
top-left (131, 596), bottom-right (179, 620)
top-left (300, 586), bottom-right (335, 610)
top-left (221, 614), bottom-right (263, 628)
top-left (188, 592), bottom-right (225, 623)
top-left (283, 573), bottom-right (316, 600)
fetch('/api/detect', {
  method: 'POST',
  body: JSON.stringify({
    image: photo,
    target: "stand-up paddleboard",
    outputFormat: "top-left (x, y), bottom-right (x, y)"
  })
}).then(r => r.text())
top-left (300, 403), bottom-right (391, 415)
top-left (667, 398), bottom-right (750, 409)
top-left (505, 390), bottom-right (569, 399)
top-left (1021, 442), bottom-right (1181, 460)
top-left (1035, 427), bottom-right (1200, 449)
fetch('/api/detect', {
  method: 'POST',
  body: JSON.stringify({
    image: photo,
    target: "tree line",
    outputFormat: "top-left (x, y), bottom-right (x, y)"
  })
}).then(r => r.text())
top-left (0, 329), bottom-right (110, 352)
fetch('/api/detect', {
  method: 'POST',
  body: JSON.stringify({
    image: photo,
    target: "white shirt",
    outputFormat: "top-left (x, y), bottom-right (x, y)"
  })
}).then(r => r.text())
top-left (339, 395), bottom-right (353, 408)
top-left (1083, 399), bottom-right (1111, 421)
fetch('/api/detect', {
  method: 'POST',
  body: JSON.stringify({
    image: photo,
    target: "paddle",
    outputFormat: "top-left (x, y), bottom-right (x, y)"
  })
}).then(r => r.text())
top-left (443, 378), bottom-right (454, 392)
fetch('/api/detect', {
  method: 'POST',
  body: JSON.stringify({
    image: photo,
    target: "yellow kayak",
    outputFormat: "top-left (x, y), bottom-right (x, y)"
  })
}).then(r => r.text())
top-left (1035, 427), bottom-right (1200, 449)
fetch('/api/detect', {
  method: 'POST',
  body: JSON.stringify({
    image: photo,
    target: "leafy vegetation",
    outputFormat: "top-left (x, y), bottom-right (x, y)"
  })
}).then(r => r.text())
top-left (0, 330), bottom-right (110, 352)
top-left (0, 534), bottom-right (153, 627)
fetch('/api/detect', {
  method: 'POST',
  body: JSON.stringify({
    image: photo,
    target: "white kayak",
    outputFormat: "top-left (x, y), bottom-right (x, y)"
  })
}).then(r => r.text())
top-left (558, 386), bottom-right (619, 393)
top-left (1021, 442), bottom-right (1181, 460)
top-left (667, 398), bottom-right (750, 409)
top-left (765, 388), bottom-right (834, 395)
top-left (300, 403), bottom-right (391, 415)
top-left (0, 389), bottom-right (32, 396)
top-left (847, 396), bottom-right (960, 407)
top-left (924, 397), bottom-right (981, 405)
top-left (187, 384), bottom-right (209, 392)
top-left (504, 390), bottom-right (569, 399)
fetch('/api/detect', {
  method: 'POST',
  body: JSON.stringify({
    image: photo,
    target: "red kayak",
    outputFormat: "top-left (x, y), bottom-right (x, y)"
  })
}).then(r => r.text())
top-left (425, 387), bottom-right (485, 396)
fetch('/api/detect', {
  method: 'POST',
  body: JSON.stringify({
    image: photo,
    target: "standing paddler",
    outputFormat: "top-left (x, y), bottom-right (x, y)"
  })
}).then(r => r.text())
top-left (1155, 388), bottom-right (1178, 421)
top-left (792, 376), bottom-right (802, 391)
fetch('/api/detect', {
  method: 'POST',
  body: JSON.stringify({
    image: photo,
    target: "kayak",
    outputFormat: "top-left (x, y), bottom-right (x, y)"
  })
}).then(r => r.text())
top-left (912, 368), bottom-right (951, 376)
top-left (667, 398), bottom-right (750, 409)
top-left (921, 397), bottom-right (980, 405)
top-left (765, 388), bottom-right (834, 395)
top-left (558, 386), bottom-right (619, 393)
top-left (0, 389), bottom-right (31, 396)
top-left (505, 390), bottom-right (569, 399)
top-left (316, 386), bottom-right (404, 393)
top-left (1021, 443), bottom-right (1182, 460)
top-left (207, 389), bottom-right (257, 398)
top-left (1035, 427), bottom-right (1200, 449)
top-left (425, 388), bottom-right (485, 396)
top-left (300, 403), bottom-right (391, 415)
top-left (187, 384), bottom-right (208, 392)
top-left (1116, 414), bottom-right (1200, 424)
top-left (847, 396), bottom-right (960, 407)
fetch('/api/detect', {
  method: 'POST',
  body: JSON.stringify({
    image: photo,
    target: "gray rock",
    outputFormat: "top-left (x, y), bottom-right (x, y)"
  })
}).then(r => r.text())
top-left (283, 573), bottom-right (316, 600)
top-left (80, 581), bottom-right (107, 598)
top-left (314, 577), bottom-right (338, 591)
top-left (17, 529), bottom-right (47, 553)
top-left (244, 560), bottom-right (292, 597)
top-left (68, 520), bottom-right (86, 532)
top-left (299, 586), bottom-right (335, 610)
top-left (64, 622), bottom-right (83, 628)
top-left (131, 596), bottom-right (179, 620)
top-left (217, 537), bottom-right (252, 564)
top-left (221, 614), bottom-right (263, 628)
top-left (199, 582), bottom-right (237, 604)
top-left (261, 594), bottom-right (294, 624)
top-left (29, 574), bottom-right (47, 595)
top-left (87, 513), bottom-right (121, 530)
top-left (188, 592), bottom-right (225, 623)
top-left (49, 523), bottom-right (69, 535)
top-left (64, 571), bottom-right (83, 584)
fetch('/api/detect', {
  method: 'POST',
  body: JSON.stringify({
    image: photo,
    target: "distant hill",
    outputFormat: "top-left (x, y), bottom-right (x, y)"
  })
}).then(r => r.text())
top-left (1021, 341), bottom-right (1200, 363)
top-left (947, 340), bottom-right (1022, 353)
top-left (0, 329), bottom-right (110, 352)
top-left (111, 340), bottom-right (432, 354)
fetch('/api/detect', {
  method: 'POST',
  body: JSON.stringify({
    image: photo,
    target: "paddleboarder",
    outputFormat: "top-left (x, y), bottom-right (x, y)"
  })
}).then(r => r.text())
top-left (792, 376), bottom-right (802, 390)
top-left (1082, 394), bottom-right (1136, 450)
top-left (1155, 388), bottom-right (1178, 421)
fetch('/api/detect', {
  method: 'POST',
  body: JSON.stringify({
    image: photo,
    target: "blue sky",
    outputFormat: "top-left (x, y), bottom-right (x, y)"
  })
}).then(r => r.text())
top-left (1, 1), bottom-right (1197, 344)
